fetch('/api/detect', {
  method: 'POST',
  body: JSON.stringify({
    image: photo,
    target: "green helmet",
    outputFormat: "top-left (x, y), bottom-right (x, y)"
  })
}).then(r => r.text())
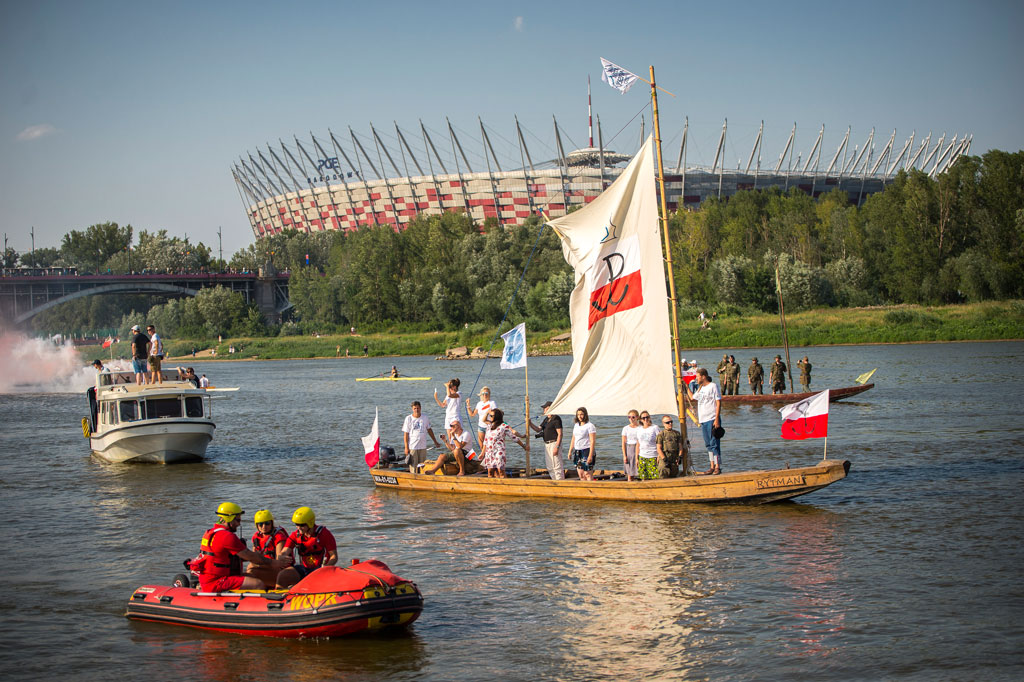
top-left (216, 501), bottom-right (243, 524)
top-left (253, 509), bottom-right (274, 524)
top-left (292, 506), bottom-right (315, 527)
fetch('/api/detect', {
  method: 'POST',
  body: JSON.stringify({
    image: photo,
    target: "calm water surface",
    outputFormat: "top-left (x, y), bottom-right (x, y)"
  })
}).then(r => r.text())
top-left (1, 342), bottom-right (1022, 680)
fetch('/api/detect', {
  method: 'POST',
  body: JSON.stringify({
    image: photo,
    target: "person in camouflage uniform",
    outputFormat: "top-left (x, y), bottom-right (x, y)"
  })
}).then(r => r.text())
top-left (716, 354), bottom-right (729, 391)
top-left (748, 357), bottom-right (764, 394)
top-left (725, 355), bottom-right (741, 395)
top-left (797, 356), bottom-right (812, 391)
top-left (656, 415), bottom-right (684, 477)
top-left (770, 355), bottom-right (787, 394)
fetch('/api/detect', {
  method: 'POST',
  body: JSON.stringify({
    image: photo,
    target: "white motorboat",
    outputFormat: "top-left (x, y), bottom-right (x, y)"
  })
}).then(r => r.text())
top-left (83, 370), bottom-right (216, 463)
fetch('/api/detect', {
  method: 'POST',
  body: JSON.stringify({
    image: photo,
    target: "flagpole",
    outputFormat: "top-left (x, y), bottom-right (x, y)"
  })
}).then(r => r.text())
top-left (650, 65), bottom-right (689, 470)
top-left (776, 263), bottom-right (796, 393)
top-left (823, 436), bottom-right (827, 461)
top-left (524, 359), bottom-right (531, 477)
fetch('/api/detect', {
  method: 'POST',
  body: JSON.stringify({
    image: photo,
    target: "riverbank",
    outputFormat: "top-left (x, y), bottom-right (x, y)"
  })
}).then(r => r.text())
top-left (77, 301), bottom-right (1024, 361)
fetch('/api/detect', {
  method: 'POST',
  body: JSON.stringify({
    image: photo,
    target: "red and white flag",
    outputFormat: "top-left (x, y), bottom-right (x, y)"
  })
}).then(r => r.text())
top-left (779, 390), bottom-right (830, 440)
top-left (362, 407), bottom-right (380, 467)
top-left (102, 336), bottom-right (113, 349)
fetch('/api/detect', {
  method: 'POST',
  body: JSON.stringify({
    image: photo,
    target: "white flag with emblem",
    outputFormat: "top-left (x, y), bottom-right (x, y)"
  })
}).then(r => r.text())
top-left (600, 57), bottom-right (640, 94)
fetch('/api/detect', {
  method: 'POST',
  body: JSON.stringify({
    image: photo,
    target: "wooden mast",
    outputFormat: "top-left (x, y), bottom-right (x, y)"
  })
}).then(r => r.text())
top-left (649, 65), bottom-right (689, 466)
top-left (775, 263), bottom-right (796, 392)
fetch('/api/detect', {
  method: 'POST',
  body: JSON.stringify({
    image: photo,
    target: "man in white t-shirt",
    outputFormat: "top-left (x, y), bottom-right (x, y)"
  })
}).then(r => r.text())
top-left (684, 368), bottom-right (723, 475)
top-left (423, 420), bottom-right (474, 476)
top-left (403, 401), bottom-right (442, 472)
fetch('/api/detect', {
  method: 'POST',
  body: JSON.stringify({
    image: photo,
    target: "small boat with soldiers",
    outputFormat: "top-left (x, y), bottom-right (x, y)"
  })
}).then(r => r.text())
top-left (721, 383), bottom-right (874, 405)
top-left (368, 75), bottom-right (851, 505)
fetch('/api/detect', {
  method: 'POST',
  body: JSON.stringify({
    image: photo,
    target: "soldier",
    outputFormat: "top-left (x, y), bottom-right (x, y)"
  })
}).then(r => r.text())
top-left (716, 354), bottom-right (729, 391)
top-left (770, 355), bottom-right (787, 394)
top-left (748, 357), bottom-right (764, 395)
top-left (797, 356), bottom-right (812, 392)
top-left (725, 355), bottom-right (741, 395)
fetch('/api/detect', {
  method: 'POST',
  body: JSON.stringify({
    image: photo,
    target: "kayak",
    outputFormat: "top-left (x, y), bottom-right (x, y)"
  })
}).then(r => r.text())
top-left (356, 377), bottom-right (431, 382)
top-left (125, 560), bottom-right (423, 638)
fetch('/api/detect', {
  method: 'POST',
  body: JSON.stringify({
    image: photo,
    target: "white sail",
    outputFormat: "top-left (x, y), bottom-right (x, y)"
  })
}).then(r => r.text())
top-left (546, 136), bottom-right (676, 416)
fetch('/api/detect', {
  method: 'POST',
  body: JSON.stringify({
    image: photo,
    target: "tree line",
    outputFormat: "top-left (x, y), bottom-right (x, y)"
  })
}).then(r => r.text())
top-left (10, 149), bottom-right (1022, 338)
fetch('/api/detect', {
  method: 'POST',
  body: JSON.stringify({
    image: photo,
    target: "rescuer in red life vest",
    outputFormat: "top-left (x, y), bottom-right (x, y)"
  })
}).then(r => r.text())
top-left (274, 506), bottom-right (339, 589)
top-left (198, 502), bottom-right (287, 592)
top-left (245, 509), bottom-right (290, 589)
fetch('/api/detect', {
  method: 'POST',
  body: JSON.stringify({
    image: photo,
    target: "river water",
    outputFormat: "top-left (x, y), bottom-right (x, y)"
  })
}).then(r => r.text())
top-left (1, 341), bottom-right (1022, 680)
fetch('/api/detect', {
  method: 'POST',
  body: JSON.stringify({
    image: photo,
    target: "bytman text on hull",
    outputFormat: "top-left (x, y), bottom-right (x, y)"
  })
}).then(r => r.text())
top-left (125, 561), bottom-right (422, 639)
top-left (371, 461), bottom-right (850, 504)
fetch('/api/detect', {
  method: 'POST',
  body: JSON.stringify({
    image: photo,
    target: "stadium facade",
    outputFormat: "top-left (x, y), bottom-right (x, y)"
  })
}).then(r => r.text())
top-left (232, 118), bottom-right (972, 239)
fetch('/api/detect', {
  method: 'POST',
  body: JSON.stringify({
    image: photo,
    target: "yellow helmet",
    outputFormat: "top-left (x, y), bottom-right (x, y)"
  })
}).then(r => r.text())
top-left (253, 509), bottom-right (274, 524)
top-left (292, 506), bottom-right (315, 527)
top-left (216, 501), bottom-right (243, 524)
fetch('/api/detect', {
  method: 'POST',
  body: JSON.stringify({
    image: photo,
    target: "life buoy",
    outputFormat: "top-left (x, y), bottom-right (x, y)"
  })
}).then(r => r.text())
top-left (81, 418), bottom-right (91, 438)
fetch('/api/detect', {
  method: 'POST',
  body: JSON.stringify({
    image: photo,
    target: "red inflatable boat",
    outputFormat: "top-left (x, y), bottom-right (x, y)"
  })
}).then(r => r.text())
top-left (125, 560), bottom-right (423, 638)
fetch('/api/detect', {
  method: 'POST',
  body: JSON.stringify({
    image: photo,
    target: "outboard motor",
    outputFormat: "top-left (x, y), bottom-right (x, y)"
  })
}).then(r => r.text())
top-left (377, 445), bottom-right (399, 469)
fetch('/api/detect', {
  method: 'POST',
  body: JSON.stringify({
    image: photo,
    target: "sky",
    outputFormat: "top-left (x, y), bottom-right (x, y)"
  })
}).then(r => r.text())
top-left (2, 0), bottom-right (1021, 259)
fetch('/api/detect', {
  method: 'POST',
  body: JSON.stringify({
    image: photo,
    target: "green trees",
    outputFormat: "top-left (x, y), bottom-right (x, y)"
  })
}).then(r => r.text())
top-left (60, 222), bottom-right (132, 273)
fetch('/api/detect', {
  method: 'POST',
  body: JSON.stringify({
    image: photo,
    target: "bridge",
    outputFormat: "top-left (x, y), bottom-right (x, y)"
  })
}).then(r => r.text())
top-left (0, 267), bottom-right (291, 326)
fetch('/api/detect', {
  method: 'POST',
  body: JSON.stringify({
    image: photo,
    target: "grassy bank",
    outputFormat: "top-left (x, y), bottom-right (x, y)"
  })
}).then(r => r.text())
top-left (78, 301), bottom-right (1024, 361)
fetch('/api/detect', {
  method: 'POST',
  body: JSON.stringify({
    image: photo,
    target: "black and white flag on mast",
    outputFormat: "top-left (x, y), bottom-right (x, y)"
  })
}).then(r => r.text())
top-left (600, 57), bottom-right (639, 94)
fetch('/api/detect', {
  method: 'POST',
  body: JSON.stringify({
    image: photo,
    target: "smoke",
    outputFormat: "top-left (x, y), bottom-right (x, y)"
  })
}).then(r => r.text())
top-left (0, 332), bottom-right (126, 394)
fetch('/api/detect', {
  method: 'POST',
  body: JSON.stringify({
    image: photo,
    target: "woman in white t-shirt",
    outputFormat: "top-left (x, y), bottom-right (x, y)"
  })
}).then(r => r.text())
top-left (571, 407), bottom-right (597, 481)
top-left (620, 410), bottom-right (640, 481)
top-left (635, 411), bottom-right (661, 480)
top-left (433, 377), bottom-right (462, 439)
top-left (467, 386), bottom-right (496, 450)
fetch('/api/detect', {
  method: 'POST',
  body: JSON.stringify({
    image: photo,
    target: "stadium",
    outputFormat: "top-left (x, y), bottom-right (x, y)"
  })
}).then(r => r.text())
top-left (232, 116), bottom-right (972, 239)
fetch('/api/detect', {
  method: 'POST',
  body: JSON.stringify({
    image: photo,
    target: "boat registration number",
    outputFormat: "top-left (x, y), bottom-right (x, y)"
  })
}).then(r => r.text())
top-left (373, 474), bottom-right (399, 485)
top-left (756, 475), bottom-right (805, 489)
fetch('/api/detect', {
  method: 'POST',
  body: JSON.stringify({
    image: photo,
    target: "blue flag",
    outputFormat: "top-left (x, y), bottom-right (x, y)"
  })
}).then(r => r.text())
top-left (500, 323), bottom-right (527, 369)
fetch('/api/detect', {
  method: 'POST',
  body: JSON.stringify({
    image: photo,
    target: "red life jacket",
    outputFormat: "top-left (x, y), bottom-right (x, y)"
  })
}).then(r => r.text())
top-left (291, 525), bottom-right (331, 568)
top-left (251, 527), bottom-right (288, 560)
top-left (199, 525), bottom-right (243, 578)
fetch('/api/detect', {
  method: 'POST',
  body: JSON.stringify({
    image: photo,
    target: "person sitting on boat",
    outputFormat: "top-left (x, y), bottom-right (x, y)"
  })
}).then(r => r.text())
top-left (275, 507), bottom-right (338, 589)
top-left (467, 386), bottom-right (496, 452)
top-left (480, 408), bottom-right (527, 479)
top-left (748, 357), bottom-right (764, 395)
top-left (423, 419), bottom-right (474, 476)
top-left (197, 502), bottom-right (286, 593)
top-left (245, 509), bottom-right (289, 589)
top-left (199, 374), bottom-right (210, 388)
top-left (404, 401), bottom-right (443, 473)
top-left (92, 359), bottom-right (106, 373)
top-left (797, 356), bottom-right (812, 391)
top-left (179, 367), bottom-right (199, 388)
top-left (636, 411), bottom-right (661, 480)
top-left (620, 410), bottom-right (641, 481)
top-left (571, 407), bottom-right (597, 481)
top-left (770, 356), bottom-right (787, 394)
top-left (527, 400), bottom-right (564, 481)
top-left (433, 378), bottom-right (462, 440)
top-left (390, 365), bottom-right (399, 378)
top-left (656, 415), bottom-right (683, 478)
top-left (684, 368), bottom-right (723, 475)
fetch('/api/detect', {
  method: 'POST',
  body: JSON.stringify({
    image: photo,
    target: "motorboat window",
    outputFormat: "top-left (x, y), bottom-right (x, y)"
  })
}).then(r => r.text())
top-left (147, 397), bottom-right (182, 419)
top-left (119, 400), bottom-right (139, 422)
top-left (185, 396), bottom-right (204, 418)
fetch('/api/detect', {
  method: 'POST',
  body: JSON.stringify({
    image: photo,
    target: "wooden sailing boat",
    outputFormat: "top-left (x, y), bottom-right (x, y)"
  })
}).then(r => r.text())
top-left (368, 65), bottom-right (850, 503)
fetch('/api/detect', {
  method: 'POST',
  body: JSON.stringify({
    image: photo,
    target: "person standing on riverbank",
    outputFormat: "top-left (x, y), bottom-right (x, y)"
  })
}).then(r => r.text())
top-left (797, 356), bottom-right (812, 391)
top-left (748, 357), bottom-right (764, 394)
top-left (770, 356), bottom-right (787, 394)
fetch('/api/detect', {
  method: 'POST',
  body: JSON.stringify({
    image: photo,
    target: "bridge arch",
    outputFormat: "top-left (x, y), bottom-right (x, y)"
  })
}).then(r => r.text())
top-left (14, 283), bottom-right (199, 324)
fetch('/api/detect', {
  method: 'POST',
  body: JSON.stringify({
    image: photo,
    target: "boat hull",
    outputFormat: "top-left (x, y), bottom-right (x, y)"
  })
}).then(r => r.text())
top-left (370, 459), bottom-right (851, 504)
top-left (721, 383), bottom-right (874, 405)
top-left (91, 420), bottom-right (215, 463)
top-left (125, 563), bottom-right (423, 638)
top-left (355, 377), bottom-right (431, 382)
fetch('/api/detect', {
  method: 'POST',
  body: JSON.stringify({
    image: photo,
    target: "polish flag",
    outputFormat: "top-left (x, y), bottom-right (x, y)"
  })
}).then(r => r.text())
top-left (779, 390), bottom-right (830, 440)
top-left (362, 407), bottom-right (380, 467)
top-left (587, 234), bottom-right (644, 329)
top-left (101, 336), bottom-right (113, 349)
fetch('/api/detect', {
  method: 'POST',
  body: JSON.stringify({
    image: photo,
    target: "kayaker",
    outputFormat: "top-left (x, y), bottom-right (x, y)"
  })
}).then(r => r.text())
top-left (198, 502), bottom-right (286, 593)
top-left (246, 509), bottom-right (289, 588)
top-left (275, 507), bottom-right (338, 589)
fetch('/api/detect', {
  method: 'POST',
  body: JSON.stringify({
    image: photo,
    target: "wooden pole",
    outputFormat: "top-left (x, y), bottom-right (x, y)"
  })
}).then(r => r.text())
top-left (776, 263), bottom-right (796, 393)
top-left (650, 65), bottom-right (689, 471)
top-left (524, 359), bottom-right (531, 477)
